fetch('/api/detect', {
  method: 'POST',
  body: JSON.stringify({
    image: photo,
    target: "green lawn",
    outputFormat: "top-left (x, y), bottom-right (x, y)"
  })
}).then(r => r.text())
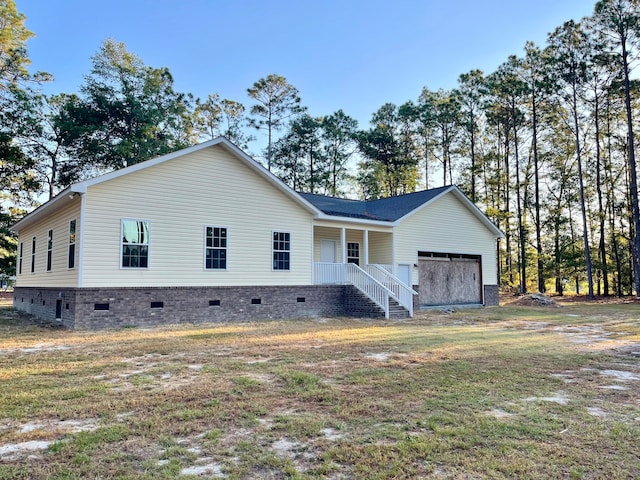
top-left (0, 299), bottom-right (639, 479)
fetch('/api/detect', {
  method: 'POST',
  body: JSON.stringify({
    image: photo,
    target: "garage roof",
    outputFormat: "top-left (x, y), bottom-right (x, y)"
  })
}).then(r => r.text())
top-left (300, 186), bottom-right (452, 222)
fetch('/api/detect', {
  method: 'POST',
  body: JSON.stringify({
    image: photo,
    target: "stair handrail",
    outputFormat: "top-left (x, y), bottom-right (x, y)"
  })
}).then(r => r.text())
top-left (364, 264), bottom-right (417, 317)
top-left (344, 263), bottom-right (392, 319)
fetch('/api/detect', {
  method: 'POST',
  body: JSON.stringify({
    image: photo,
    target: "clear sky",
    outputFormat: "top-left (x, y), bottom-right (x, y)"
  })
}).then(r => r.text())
top-left (18, 0), bottom-right (597, 131)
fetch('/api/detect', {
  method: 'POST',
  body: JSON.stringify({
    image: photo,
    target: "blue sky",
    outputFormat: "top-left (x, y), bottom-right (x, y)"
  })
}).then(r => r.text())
top-left (19, 0), bottom-right (596, 131)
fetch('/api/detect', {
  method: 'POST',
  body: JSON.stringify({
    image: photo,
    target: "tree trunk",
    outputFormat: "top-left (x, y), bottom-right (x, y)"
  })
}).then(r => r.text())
top-left (621, 38), bottom-right (640, 295)
top-left (572, 80), bottom-right (594, 298)
top-left (512, 99), bottom-right (526, 294)
top-left (531, 93), bottom-right (544, 293)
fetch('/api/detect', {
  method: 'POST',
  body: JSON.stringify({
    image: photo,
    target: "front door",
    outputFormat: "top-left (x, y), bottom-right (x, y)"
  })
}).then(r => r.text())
top-left (320, 240), bottom-right (337, 263)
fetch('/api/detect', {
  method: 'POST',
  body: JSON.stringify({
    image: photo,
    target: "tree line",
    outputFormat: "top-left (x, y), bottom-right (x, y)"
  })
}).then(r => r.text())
top-left (1, 0), bottom-right (640, 297)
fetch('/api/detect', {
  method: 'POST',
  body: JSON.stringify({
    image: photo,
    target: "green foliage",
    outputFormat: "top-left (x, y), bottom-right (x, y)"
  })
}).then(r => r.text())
top-left (247, 73), bottom-right (305, 168)
top-left (59, 39), bottom-right (196, 179)
top-left (271, 110), bottom-right (358, 195)
top-left (357, 103), bottom-right (420, 198)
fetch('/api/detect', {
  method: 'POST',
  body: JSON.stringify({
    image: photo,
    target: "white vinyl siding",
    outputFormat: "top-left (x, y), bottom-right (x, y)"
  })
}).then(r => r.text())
top-left (313, 225), bottom-right (391, 264)
top-left (15, 198), bottom-right (81, 287)
top-left (394, 193), bottom-right (498, 285)
top-left (80, 145), bottom-right (313, 287)
top-left (368, 231), bottom-right (393, 265)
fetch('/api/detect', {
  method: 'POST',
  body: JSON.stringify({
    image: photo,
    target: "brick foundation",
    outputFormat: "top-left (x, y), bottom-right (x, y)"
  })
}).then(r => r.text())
top-left (13, 285), bottom-right (385, 330)
top-left (483, 284), bottom-right (500, 306)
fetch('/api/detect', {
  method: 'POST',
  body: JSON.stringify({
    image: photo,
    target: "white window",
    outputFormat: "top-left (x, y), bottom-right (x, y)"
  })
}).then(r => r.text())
top-left (31, 237), bottom-right (36, 273)
top-left (68, 219), bottom-right (76, 269)
top-left (347, 242), bottom-right (360, 266)
top-left (46, 229), bottom-right (53, 271)
top-left (205, 226), bottom-right (227, 269)
top-left (272, 231), bottom-right (291, 271)
top-left (121, 219), bottom-right (149, 268)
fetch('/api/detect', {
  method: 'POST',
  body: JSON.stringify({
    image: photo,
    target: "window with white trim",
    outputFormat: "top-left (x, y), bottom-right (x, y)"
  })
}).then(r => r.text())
top-left (121, 219), bottom-right (149, 268)
top-left (46, 229), bottom-right (53, 271)
top-left (272, 231), bottom-right (290, 270)
top-left (18, 242), bottom-right (23, 274)
top-left (347, 242), bottom-right (360, 265)
top-left (31, 237), bottom-right (36, 273)
top-left (68, 219), bottom-right (76, 269)
top-left (205, 226), bottom-right (227, 269)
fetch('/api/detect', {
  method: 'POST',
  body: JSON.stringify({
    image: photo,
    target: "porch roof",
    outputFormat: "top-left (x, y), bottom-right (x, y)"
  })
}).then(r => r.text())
top-left (299, 186), bottom-right (450, 222)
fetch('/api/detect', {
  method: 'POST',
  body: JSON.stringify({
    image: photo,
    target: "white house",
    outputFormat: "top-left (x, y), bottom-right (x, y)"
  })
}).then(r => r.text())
top-left (11, 137), bottom-right (503, 329)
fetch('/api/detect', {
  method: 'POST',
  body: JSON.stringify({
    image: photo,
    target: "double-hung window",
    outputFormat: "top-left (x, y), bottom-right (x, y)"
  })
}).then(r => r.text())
top-left (347, 242), bottom-right (360, 265)
top-left (272, 231), bottom-right (291, 271)
top-left (31, 237), bottom-right (36, 273)
top-left (205, 226), bottom-right (227, 269)
top-left (68, 220), bottom-right (76, 269)
top-left (121, 219), bottom-right (149, 268)
top-left (47, 229), bottom-right (53, 271)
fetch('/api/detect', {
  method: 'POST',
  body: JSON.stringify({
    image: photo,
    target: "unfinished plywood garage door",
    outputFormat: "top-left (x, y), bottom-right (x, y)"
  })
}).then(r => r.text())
top-left (418, 252), bottom-right (481, 305)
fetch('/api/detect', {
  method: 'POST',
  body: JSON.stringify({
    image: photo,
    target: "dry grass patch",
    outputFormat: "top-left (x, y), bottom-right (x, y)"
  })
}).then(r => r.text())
top-left (0, 302), bottom-right (639, 479)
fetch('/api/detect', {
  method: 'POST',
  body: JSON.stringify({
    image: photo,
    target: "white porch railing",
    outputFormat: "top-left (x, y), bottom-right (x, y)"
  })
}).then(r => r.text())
top-left (314, 262), bottom-right (417, 318)
top-left (376, 264), bottom-right (394, 274)
top-left (364, 264), bottom-right (418, 317)
top-left (314, 262), bottom-right (392, 318)
top-left (314, 262), bottom-right (347, 285)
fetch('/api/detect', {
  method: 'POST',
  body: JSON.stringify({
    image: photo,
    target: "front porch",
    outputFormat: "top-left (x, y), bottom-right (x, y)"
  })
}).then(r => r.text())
top-left (311, 223), bottom-right (416, 319)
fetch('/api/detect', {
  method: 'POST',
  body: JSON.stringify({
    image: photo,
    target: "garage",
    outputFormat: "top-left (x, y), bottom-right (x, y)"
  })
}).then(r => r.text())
top-left (418, 252), bottom-right (482, 306)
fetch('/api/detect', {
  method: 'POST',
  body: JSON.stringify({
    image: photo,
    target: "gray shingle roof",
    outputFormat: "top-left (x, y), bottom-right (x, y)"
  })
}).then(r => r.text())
top-left (299, 186), bottom-right (452, 222)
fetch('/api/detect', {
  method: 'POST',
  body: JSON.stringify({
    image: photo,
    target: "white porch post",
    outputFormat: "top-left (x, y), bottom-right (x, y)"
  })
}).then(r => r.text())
top-left (340, 227), bottom-right (347, 263)
top-left (363, 229), bottom-right (369, 266)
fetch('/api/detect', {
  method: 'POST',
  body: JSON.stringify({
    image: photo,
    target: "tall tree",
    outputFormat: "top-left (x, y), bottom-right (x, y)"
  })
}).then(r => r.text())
top-left (522, 41), bottom-right (556, 293)
top-left (60, 39), bottom-right (195, 178)
top-left (219, 99), bottom-right (254, 149)
top-left (194, 93), bottom-right (223, 140)
top-left (357, 103), bottom-right (420, 198)
top-left (548, 20), bottom-right (595, 298)
top-left (247, 74), bottom-right (304, 170)
top-left (271, 114), bottom-right (325, 193)
top-left (320, 110), bottom-right (358, 196)
top-left (593, 0), bottom-right (640, 295)
top-left (418, 88), bottom-right (461, 187)
top-left (456, 69), bottom-right (486, 202)
top-left (488, 57), bottom-right (528, 293)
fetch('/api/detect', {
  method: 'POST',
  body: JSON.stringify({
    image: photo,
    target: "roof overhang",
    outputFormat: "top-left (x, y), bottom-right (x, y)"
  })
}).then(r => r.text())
top-left (10, 187), bottom-right (80, 233)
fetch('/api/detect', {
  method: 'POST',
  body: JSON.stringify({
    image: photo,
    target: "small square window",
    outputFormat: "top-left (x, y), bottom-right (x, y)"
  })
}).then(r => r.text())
top-left (150, 301), bottom-right (164, 309)
top-left (209, 299), bottom-right (221, 306)
top-left (251, 298), bottom-right (261, 305)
